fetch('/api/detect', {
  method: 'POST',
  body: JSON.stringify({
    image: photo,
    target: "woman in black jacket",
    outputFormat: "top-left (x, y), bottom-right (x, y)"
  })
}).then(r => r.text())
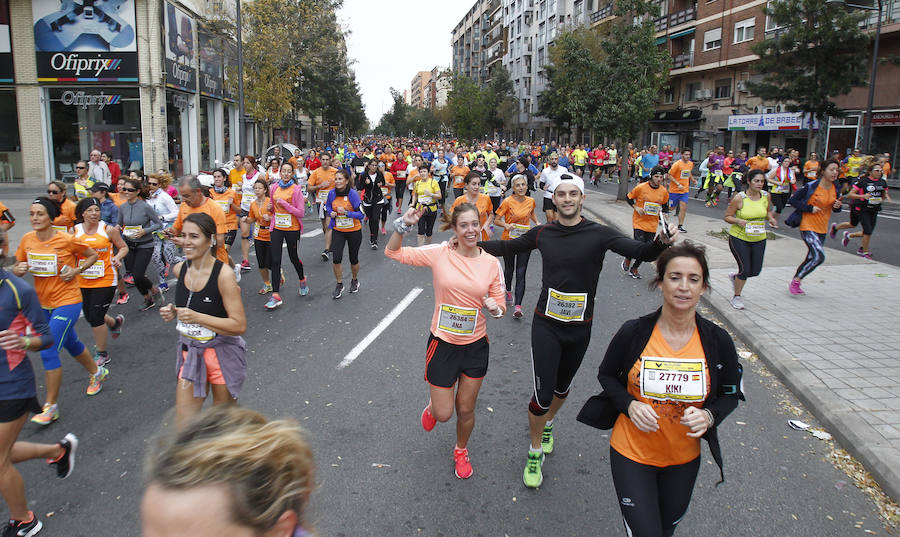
top-left (589, 241), bottom-right (744, 537)
top-left (358, 159), bottom-right (386, 250)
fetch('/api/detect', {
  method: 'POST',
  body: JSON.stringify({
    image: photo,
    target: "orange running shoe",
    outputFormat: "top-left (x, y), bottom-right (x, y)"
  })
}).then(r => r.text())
top-left (454, 447), bottom-right (473, 479)
top-left (421, 404), bottom-right (436, 432)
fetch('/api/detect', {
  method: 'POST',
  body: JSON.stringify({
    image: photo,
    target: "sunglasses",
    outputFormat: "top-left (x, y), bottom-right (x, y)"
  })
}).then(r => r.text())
top-left (121, 187), bottom-right (138, 192)
top-left (76, 166), bottom-right (86, 169)
top-left (148, 182), bottom-right (159, 186)
top-left (47, 189), bottom-right (61, 194)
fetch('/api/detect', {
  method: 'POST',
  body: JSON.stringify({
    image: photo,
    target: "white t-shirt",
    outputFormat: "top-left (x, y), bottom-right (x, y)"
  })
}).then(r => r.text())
top-left (540, 165), bottom-right (567, 199)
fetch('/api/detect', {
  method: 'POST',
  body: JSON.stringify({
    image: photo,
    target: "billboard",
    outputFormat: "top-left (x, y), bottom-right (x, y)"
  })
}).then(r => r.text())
top-left (164, 1), bottom-right (196, 92)
top-left (728, 113), bottom-right (819, 132)
top-left (198, 26), bottom-right (222, 98)
top-left (32, 0), bottom-right (138, 82)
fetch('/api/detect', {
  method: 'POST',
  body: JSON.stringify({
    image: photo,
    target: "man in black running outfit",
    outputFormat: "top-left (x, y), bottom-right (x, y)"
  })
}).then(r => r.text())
top-left (478, 173), bottom-right (678, 488)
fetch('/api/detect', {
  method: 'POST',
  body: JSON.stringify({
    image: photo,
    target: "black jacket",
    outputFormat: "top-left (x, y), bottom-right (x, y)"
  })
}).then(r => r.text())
top-left (580, 308), bottom-right (745, 484)
top-left (359, 171), bottom-right (386, 205)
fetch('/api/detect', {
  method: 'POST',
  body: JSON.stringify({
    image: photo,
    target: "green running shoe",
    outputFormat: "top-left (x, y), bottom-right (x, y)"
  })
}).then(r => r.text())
top-left (541, 424), bottom-right (554, 454)
top-left (523, 451), bottom-right (544, 488)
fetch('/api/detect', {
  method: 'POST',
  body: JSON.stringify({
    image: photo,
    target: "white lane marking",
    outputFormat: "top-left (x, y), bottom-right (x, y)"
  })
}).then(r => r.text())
top-left (337, 287), bottom-right (424, 369)
top-left (302, 228), bottom-right (324, 237)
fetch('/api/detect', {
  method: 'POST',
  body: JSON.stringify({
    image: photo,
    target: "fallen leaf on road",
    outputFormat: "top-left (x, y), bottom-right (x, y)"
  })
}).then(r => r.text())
top-left (735, 421), bottom-right (746, 425)
top-left (45, 512), bottom-right (54, 518)
top-left (371, 463), bottom-right (391, 468)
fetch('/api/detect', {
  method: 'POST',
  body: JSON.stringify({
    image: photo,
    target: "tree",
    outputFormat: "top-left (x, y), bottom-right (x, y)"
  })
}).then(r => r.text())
top-left (748, 0), bottom-right (869, 154)
top-left (447, 74), bottom-right (492, 140)
top-left (486, 65), bottom-right (518, 137)
top-left (374, 89), bottom-right (412, 136)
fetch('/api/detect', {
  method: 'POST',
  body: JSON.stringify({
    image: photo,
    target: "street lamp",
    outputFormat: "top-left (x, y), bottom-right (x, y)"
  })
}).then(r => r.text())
top-left (827, 0), bottom-right (883, 154)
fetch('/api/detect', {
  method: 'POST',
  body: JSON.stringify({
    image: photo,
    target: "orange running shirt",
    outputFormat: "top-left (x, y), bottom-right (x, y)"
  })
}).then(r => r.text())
top-left (628, 182), bottom-right (670, 233)
top-left (308, 167), bottom-right (337, 205)
top-left (452, 194), bottom-right (493, 241)
top-left (248, 199), bottom-right (271, 241)
top-left (173, 198), bottom-right (229, 263)
top-left (52, 199), bottom-right (77, 233)
top-left (746, 156), bottom-right (770, 172)
top-left (382, 171), bottom-right (395, 200)
top-left (495, 196), bottom-right (536, 240)
top-left (799, 183), bottom-right (838, 234)
top-left (451, 166), bottom-right (471, 188)
top-left (271, 184), bottom-right (301, 231)
top-left (329, 194), bottom-right (362, 233)
top-left (610, 325), bottom-right (710, 467)
top-left (803, 161), bottom-right (820, 181)
top-left (16, 231), bottom-right (90, 308)
top-left (74, 222), bottom-right (117, 288)
top-left (210, 189), bottom-right (239, 231)
top-left (384, 242), bottom-right (506, 345)
top-left (667, 160), bottom-right (693, 194)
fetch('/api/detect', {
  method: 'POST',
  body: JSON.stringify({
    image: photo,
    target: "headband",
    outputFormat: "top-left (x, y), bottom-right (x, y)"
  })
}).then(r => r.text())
top-left (32, 198), bottom-right (60, 220)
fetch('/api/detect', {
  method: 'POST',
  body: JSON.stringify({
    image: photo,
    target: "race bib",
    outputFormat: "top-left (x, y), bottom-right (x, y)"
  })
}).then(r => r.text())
top-left (806, 169), bottom-right (816, 179)
top-left (215, 199), bottom-right (230, 214)
top-left (355, 166), bottom-right (365, 174)
top-left (643, 202), bottom-right (661, 216)
top-left (486, 184), bottom-right (501, 197)
top-left (454, 175), bottom-right (464, 184)
top-left (27, 253), bottom-right (57, 277)
top-left (850, 165), bottom-right (859, 174)
top-left (123, 225), bottom-right (142, 238)
top-left (381, 186), bottom-right (390, 197)
top-left (52, 225), bottom-right (68, 233)
top-left (744, 221), bottom-right (766, 237)
top-left (274, 213), bottom-right (292, 228)
top-left (869, 195), bottom-right (882, 205)
top-left (772, 184), bottom-right (789, 194)
top-left (680, 170), bottom-right (690, 179)
top-left (317, 189), bottom-right (329, 202)
top-left (176, 320), bottom-right (216, 342)
top-left (79, 259), bottom-right (104, 279)
top-left (419, 193), bottom-right (433, 205)
top-left (437, 304), bottom-right (478, 335)
top-left (545, 288), bottom-right (587, 322)
top-left (640, 357), bottom-right (707, 402)
top-left (714, 170), bottom-right (724, 178)
top-left (253, 223), bottom-right (260, 238)
top-left (243, 193), bottom-right (257, 206)
top-left (397, 170), bottom-right (407, 178)
top-left (335, 215), bottom-right (354, 229)
top-left (509, 223), bottom-right (530, 238)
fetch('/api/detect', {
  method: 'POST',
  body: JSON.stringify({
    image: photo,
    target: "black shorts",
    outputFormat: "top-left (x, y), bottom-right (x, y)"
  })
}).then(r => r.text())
top-left (254, 239), bottom-right (271, 269)
top-left (81, 286), bottom-right (115, 327)
top-left (425, 334), bottom-right (489, 388)
top-left (239, 209), bottom-right (250, 218)
top-left (542, 198), bottom-right (557, 212)
top-left (0, 397), bottom-right (42, 423)
top-left (850, 208), bottom-right (878, 235)
top-left (225, 229), bottom-right (237, 246)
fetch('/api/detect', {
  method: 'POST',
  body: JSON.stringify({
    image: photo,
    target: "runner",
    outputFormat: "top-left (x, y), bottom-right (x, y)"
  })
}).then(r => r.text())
top-left (723, 169), bottom-right (778, 309)
top-left (117, 177), bottom-right (163, 311)
top-left (146, 172), bottom-right (180, 293)
top-left (169, 176), bottom-right (229, 266)
top-left (0, 229), bottom-right (78, 537)
top-left (385, 203), bottom-right (506, 480)
top-left (830, 158), bottom-right (891, 259)
top-left (326, 169), bottom-right (364, 299)
top-left (571, 144), bottom-right (588, 177)
top-left (538, 153), bottom-right (567, 223)
top-left (307, 153), bottom-right (337, 261)
top-left (209, 169), bottom-right (241, 255)
top-left (411, 164), bottom-right (443, 246)
top-left (591, 242), bottom-right (744, 537)
top-left (667, 149), bottom-right (693, 233)
top-left (766, 156), bottom-right (795, 216)
top-left (430, 149), bottom-right (451, 206)
top-left (803, 152), bottom-right (820, 185)
top-left (485, 158), bottom-right (506, 212)
top-left (90, 183), bottom-right (119, 224)
top-left (494, 174), bottom-right (538, 318)
top-left (358, 159), bottom-right (387, 250)
top-left (243, 178), bottom-right (274, 294)
top-left (74, 198), bottom-right (128, 367)
top-left (704, 147), bottom-right (726, 207)
top-left (237, 155), bottom-right (261, 272)
top-left (451, 173), bottom-right (494, 241)
top-left (264, 162), bottom-right (308, 310)
top-left (623, 166), bottom-right (670, 280)
top-left (390, 154), bottom-right (410, 212)
top-left (13, 198), bottom-right (109, 426)
top-left (450, 153), bottom-right (471, 199)
top-left (788, 159), bottom-right (843, 295)
top-left (476, 174), bottom-right (677, 488)
top-left (46, 181), bottom-right (76, 233)
top-left (159, 213), bottom-right (247, 430)
top-left (843, 148), bottom-right (863, 195)
top-left (378, 161), bottom-right (395, 235)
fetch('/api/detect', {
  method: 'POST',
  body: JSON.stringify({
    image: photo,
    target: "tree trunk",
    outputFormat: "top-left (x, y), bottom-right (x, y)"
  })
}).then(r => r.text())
top-left (806, 112), bottom-right (816, 155)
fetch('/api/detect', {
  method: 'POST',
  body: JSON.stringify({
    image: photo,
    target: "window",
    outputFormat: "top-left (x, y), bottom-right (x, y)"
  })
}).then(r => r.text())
top-left (540, 0), bottom-right (546, 18)
top-left (734, 18), bottom-right (755, 43)
top-left (765, 1), bottom-right (782, 32)
top-left (548, 16), bottom-right (557, 40)
top-left (538, 22), bottom-right (545, 45)
top-left (714, 79), bottom-right (731, 99)
top-left (685, 82), bottom-right (701, 102)
top-left (703, 27), bottom-right (722, 51)
top-left (663, 87), bottom-right (674, 104)
top-left (574, 0), bottom-right (583, 25)
top-left (550, 0), bottom-right (557, 14)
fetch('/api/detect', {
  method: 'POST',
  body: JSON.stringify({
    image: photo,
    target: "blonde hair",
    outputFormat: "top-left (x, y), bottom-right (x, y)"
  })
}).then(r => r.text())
top-left (145, 406), bottom-right (315, 533)
top-left (150, 172), bottom-right (174, 189)
top-left (439, 202), bottom-right (480, 232)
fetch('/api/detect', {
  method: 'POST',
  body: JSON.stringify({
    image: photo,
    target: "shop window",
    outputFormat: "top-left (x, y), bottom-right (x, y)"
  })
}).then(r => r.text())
top-left (0, 89), bottom-right (21, 182)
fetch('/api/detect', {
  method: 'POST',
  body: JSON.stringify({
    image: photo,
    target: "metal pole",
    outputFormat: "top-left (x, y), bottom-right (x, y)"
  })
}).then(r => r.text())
top-left (862, 0), bottom-right (882, 154)
top-left (236, 0), bottom-right (246, 155)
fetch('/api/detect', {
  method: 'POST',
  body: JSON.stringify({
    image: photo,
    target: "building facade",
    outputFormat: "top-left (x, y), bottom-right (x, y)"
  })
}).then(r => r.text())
top-left (452, 0), bottom-right (495, 85)
top-left (410, 71), bottom-right (431, 109)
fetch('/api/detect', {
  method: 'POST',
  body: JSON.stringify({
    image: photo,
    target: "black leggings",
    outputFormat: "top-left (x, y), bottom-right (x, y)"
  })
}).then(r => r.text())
top-left (771, 192), bottom-right (789, 213)
top-left (417, 210), bottom-right (438, 236)
top-left (528, 314), bottom-right (592, 414)
top-left (380, 200), bottom-right (392, 223)
top-left (124, 245), bottom-right (154, 296)
top-left (270, 229), bottom-right (304, 292)
top-left (363, 204), bottom-right (381, 241)
top-left (728, 235), bottom-right (766, 280)
top-left (254, 239), bottom-right (271, 270)
top-left (503, 250), bottom-right (531, 305)
top-left (610, 447), bottom-right (700, 537)
top-left (626, 229), bottom-right (655, 270)
top-left (394, 180), bottom-right (407, 208)
top-left (331, 229), bottom-right (361, 265)
top-left (80, 287), bottom-right (115, 327)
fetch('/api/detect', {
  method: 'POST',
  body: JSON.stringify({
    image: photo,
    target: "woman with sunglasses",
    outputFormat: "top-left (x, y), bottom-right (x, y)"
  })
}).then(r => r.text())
top-left (117, 177), bottom-right (163, 311)
top-left (830, 157), bottom-right (892, 259)
top-left (74, 198), bottom-right (128, 367)
top-left (147, 173), bottom-right (180, 293)
top-left (46, 181), bottom-right (76, 234)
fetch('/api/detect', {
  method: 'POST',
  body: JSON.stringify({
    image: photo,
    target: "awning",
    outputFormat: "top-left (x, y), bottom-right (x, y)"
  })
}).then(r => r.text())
top-left (650, 109), bottom-right (703, 123)
top-left (669, 28), bottom-right (695, 39)
top-left (655, 36), bottom-right (667, 45)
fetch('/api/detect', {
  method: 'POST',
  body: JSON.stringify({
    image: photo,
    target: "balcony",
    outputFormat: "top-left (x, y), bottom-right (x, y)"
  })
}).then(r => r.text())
top-left (669, 5), bottom-right (696, 28)
top-left (672, 52), bottom-right (694, 69)
top-left (590, 3), bottom-right (613, 24)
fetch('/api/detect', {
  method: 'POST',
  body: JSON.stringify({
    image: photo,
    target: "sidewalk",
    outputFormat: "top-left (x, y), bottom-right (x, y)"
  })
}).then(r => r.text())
top-left (582, 188), bottom-right (900, 503)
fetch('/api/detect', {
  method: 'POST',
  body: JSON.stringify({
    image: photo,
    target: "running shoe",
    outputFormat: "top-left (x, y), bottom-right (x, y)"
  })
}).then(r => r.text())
top-left (541, 424), bottom-right (555, 454)
top-left (116, 292), bottom-right (129, 305)
top-left (523, 451), bottom-right (544, 488)
top-left (299, 278), bottom-right (309, 296)
top-left (349, 279), bottom-right (360, 293)
top-left (264, 293), bottom-right (283, 310)
top-left (281, 270), bottom-right (286, 286)
top-left (857, 247), bottom-right (865, 255)
top-left (514, 305), bottom-right (523, 319)
top-left (48, 433), bottom-right (78, 479)
top-left (258, 282), bottom-right (273, 295)
top-left (713, 198), bottom-right (718, 207)
top-left (505, 291), bottom-right (513, 305)
top-left (123, 274), bottom-right (134, 286)
top-left (621, 259), bottom-right (630, 273)
top-left (110, 314), bottom-right (125, 339)
top-left (240, 259), bottom-right (252, 272)
top-left (30, 403), bottom-right (58, 426)
top-left (829, 222), bottom-right (838, 239)
top-left (86, 366), bottom-right (109, 396)
top-left (629, 268), bottom-right (641, 279)
top-left (321, 250), bottom-right (330, 261)
top-left (789, 279), bottom-right (805, 296)
top-left (842, 231), bottom-right (850, 247)
top-left (157, 282), bottom-right (170, 293)
top-left (380, 226), bottom-right (387, 235)
top-left (332, 283), bottom-right (344, 299)
top-left (233, 264), bottom-right (242, 283)
top-left (453, 447), bottom-right (473, 479)
top-left (730, 295), bottom-right (745, 310)
top-left (705, 201), bottom-right (712, 207)
top-left (421, 405), bottom-right (436, 432)
top-left (1, 512), bottom-right (42, 537)
top-left (93, 351), bottom-right (110, 368)
top-left (859, 251), bottom-right (873, 260)
top-left (370, 241), bottom-right (377, 250)
top-left (678, 225), bottom-right (687, 233)
top-left (139, 298), bottom-right (155, 311)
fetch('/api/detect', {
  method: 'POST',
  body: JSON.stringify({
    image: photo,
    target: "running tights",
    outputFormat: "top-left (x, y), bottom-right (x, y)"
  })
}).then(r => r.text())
top-left (152, 236), bottom-right (181, 284)
top-left (795, 231), bottom-right (825, 280)
top-left (331, 229), bottom-right (361, 265)
top-left (528, 314), bottom-right (592, 414)
top-left (609, 447), bottom-right (700, 537)
top-left (270, 229), bottom-right (304, 293)
top-left (394, 180), bottom-right (407, 208)
top-left (503, 250), bottom-right (532, 305)
top-left (363, 204), bottom-right (382, 242)
top-left (627, 229), bottom-right (655, 270)
top-left (124, 246), bottom-right (154, 295)
top-left (728, 235), bottom-right (766, 280)
top-left (771, 192), bottom-right (789, 214)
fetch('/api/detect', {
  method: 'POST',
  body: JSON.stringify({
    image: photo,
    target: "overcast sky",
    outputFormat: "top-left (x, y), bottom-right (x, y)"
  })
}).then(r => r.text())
top-left (337, 0), bottom-right (475, 127)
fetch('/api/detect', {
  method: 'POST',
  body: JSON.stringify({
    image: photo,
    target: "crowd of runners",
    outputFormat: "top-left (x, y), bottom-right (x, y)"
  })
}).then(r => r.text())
top-left (2, 134), bottom-right (893, 536)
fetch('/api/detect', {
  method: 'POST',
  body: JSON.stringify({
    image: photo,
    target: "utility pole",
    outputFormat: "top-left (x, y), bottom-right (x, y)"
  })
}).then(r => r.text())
top-left (236, 0), bottom-right (246, 155)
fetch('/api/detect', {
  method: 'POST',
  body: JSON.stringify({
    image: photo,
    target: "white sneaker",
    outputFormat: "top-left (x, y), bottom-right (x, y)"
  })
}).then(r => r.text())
top-left (730, 295), bottom-right (745, 310)
top-left (233, 264), bottom-right (242, 283)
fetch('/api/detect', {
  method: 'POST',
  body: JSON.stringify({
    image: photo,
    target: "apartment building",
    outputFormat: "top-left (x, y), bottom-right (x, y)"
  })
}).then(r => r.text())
top-left (424, 66), bottom-right (452, 109)
top-left (410, 71), bottom-right (431, 109)
top-left (452, 0), bottom-right (494, 85)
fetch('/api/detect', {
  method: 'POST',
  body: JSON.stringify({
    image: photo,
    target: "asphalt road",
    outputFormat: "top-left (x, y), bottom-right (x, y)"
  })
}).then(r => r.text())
top-left (587, 179), bottom-right (900, 268)
top-left (11, 203), bottom-right (894, 536)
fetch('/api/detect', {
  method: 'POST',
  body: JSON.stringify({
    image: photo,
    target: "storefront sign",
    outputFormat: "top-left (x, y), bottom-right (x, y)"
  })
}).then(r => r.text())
top-left (223, 43), bottom-right (236, 102)
top-left (728, 113), bottom-right (818, 131)
top-left (164, 2), bottom-right (197, 92)
top-left (198, 27), bottom-right (223, 99)
top-left (871, 111), bottom-right (900, 126)
top-left (32, 0), bottom-right (138, 82)
top-left (60, 90), bottom-right (121, 110)
top-left (0, 0), bottom-right (12, 82)
top-left (171, 92), bottom-right (192, 112)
